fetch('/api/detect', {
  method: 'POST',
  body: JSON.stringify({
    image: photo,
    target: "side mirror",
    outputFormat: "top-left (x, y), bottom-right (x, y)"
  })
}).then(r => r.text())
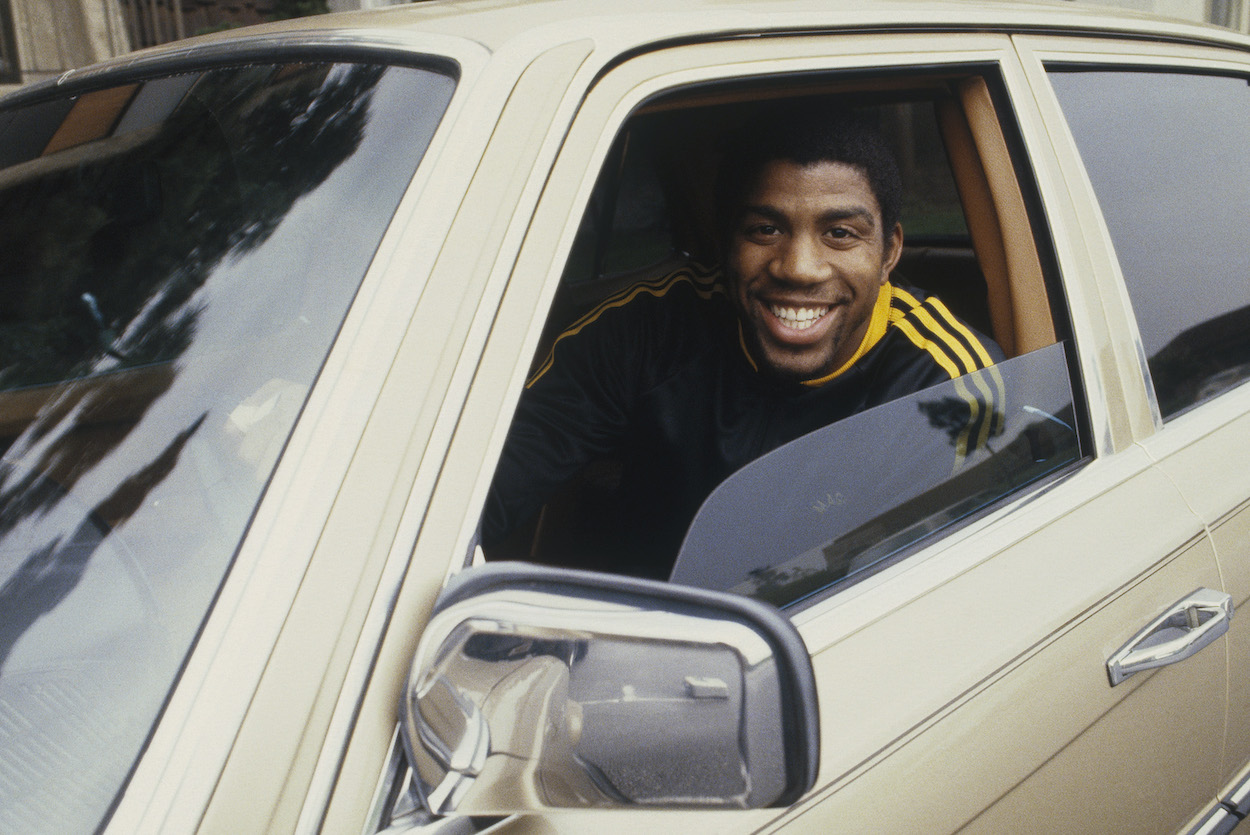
top-left (400, 562), bottom-right (819, 814)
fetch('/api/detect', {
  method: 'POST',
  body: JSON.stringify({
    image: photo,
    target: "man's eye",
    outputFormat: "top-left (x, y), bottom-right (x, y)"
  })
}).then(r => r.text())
top-left (741, 224), bottom-right (780, 241)
top-left (828, 227), bottom-right (853, 239)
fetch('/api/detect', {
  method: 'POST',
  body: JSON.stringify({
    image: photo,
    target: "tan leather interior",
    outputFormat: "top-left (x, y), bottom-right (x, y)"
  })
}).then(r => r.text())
top-left (940, 77), bottom-right (1056, 356)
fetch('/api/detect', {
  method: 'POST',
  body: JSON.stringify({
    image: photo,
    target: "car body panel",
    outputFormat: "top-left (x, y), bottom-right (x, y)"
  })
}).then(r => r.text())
top-left (3, 2), bottom-right (1248, 833)
top-left (1146, 394), bottom-right (1250, 788)
top-left (346, 22), bottom-right (1231, 835)
top-left (1016, 31), bottom-right (1250, 810)
top-left (101, 0), bottom-right (1250, 60)
top-left (794, 468), bottom-right (1222, 831)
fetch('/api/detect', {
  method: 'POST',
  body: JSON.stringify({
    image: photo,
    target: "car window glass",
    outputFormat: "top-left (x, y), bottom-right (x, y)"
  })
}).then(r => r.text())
top-left (1048, 68), bottom-right (1250, 419)
top-left (671, 343), bottom-right (1081, 606)
top-left (0, 60), bottom-right (454, 834)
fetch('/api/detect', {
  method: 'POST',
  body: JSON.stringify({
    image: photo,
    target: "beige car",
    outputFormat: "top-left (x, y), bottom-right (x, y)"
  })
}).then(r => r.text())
top-left (2, 0), bottom-right (1250, 833)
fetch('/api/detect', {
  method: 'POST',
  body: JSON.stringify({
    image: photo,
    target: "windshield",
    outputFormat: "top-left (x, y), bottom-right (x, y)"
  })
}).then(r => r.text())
top-left (0, 59), bottom-right (454, 833)
top-left (671, 344), bottom-right (1082, 606)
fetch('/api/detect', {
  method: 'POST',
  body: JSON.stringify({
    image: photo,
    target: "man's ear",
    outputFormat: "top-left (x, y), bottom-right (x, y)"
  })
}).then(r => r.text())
top-left (882, 223), bottom-right (904, 281)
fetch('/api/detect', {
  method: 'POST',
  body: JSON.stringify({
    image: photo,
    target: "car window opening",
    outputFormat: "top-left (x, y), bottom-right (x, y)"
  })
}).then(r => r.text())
top-left (482, 72), bottom-right (1077, 607)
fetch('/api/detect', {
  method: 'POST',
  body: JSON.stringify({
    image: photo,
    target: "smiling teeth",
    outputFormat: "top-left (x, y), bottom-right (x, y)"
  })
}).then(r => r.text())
top-left (770, 305), bottom-right (828, 330)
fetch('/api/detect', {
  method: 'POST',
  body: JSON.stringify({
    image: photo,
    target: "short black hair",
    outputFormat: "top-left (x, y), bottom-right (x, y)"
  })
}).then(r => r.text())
top-left (716, 101), bottom-right (903, 249)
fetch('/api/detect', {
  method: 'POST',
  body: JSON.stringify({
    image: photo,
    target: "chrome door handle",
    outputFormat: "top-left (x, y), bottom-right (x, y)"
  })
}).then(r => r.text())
top-left (1107, 588), bottom-right (1233, 686)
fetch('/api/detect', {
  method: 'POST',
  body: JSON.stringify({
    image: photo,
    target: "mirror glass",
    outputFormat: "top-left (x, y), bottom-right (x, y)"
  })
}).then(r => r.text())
top-left (402, 569), bottom-right (814, 813)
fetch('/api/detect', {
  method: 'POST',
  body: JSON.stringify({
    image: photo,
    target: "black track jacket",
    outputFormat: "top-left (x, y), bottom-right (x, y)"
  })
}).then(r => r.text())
top-left (483, 263), bottom-right (1004, 578)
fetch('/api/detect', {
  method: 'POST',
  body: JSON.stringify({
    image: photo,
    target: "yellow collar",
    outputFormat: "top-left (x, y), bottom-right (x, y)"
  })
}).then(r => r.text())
top-left (801, 280), bottom-right (893, 387)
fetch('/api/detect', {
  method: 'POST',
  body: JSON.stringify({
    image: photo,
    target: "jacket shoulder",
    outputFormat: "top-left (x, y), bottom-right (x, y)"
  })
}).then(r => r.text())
top-left (527, 263), bottom-right (726, 387)
top-left (885, 282), bottom-right (1004, 379)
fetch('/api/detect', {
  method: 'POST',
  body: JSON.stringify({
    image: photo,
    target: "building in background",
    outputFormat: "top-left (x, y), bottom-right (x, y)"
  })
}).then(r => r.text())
top-left (119, 0), bottom-right (365, 49)
top-left (1082, 0), bottom-right (1250, 29)
top-left (1, 0), bottom-right (129, 89)
top-left (0, 0), bottom-right (18, 84)
top-left (0, 0), bottom-right (394, 93)
top-left (1, 0), bottom-right (1248, 94)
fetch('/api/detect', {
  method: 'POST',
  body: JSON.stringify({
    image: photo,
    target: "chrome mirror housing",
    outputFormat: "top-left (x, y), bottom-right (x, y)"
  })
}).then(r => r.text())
top-left (400, 562), bottom-right (819, 814)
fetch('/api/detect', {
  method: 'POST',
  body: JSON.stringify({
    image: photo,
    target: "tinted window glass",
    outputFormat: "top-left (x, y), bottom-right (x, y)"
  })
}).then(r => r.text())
top-left (0, 61), bottom-right (454, 833)
top-left (672, 344), bottom-right (1080, 607)
top-left (1049, 69), bottom-right (1250, 418)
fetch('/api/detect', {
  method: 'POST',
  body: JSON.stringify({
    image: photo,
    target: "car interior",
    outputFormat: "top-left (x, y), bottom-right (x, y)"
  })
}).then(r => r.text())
top-left (485, 69), bottom-right (1067, 579)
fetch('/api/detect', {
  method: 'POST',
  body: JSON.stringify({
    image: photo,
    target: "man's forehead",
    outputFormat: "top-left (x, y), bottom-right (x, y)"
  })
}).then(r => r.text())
top-left (743, 159), bottom-right (883, 220)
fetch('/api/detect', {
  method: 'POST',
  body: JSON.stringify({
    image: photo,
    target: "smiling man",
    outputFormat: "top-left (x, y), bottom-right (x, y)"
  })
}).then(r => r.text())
top-left (728, 156), bottom-right (902, 381)
top-left (483, 103), bottom-right (1003, 579)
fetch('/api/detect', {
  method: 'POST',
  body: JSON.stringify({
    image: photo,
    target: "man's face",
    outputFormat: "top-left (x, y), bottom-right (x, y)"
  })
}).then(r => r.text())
top-left (727, 159), bottom-right (903, 381)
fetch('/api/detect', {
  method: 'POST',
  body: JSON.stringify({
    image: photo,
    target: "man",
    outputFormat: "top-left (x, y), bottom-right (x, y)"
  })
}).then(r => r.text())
top-left (483, 103), bottom-right (1003, 579)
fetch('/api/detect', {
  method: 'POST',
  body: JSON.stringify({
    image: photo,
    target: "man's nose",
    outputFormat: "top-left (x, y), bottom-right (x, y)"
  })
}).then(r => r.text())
top-left (772, 234), bottom-right (829, 285)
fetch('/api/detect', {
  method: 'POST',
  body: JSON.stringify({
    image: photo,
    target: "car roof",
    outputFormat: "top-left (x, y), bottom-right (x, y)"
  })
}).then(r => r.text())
top-left (194, 0), bottom-right (1250, 52)
top-left (9, 0), bottom-right (1250, 104)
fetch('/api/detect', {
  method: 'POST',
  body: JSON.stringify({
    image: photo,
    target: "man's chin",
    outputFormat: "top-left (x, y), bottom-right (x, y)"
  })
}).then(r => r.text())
top-left (754, 345), bottom-right (835, 382)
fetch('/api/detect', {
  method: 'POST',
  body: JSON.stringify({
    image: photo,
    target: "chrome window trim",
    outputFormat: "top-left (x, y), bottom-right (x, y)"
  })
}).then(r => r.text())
top-left (1188, 807), bottom-right (1241, 835)
top-left (1225, 770), bottom-right (1250, 815)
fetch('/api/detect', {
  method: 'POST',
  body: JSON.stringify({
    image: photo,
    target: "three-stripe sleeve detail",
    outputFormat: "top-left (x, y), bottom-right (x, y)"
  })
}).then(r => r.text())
top-left (889, 286), bottom-right (1005, 466)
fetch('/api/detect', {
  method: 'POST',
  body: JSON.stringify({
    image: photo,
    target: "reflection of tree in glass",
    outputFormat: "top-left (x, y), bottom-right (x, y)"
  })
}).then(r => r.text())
top-left (743, 565), bottom-right (820, 608)
top-left (917, 395), bottom-right (1003, 451)
top-left (0, 62), bottom-right (384, 389)
top-left (4, 365), bottom-right (175, 491)
top-left (1148, 304), bottom-right (1250, 417)
top-left (0, 62), bottom-right (386, 666)
top-left (0, 61), bottom-right (382, 521)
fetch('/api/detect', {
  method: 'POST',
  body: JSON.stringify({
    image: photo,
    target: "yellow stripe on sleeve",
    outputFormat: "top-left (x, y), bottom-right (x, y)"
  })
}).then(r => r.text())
top-left (891, 286), bottom-right (980, 375)
top-left (926, 296), bottom-right (996, 368)
top-left (890, 317), bottom-right (962, 380)
top-left (527, 266), bottom-right (722, 388)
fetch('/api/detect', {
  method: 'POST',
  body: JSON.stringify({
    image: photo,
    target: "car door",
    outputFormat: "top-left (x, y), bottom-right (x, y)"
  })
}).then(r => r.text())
top-left (1017, 33), bottom-right (1250, 830)
top-left (329, 29), bottom-right (1231, 835)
